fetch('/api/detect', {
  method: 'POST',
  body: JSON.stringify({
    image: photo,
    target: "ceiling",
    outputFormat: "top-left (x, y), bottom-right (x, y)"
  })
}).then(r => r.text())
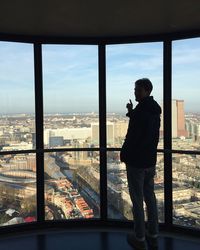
top-left (0, 0), bottom-right (200, 40)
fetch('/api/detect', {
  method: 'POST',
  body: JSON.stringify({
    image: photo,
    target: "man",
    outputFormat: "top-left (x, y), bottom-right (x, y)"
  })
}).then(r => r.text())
top-left (120, 78), bottom-right (161, 250)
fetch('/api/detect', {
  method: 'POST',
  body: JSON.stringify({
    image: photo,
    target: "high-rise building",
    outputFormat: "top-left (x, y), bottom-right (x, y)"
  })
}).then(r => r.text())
top-left (176, 100), bottom-right (188, 137)
top-left (107, 123), bottom-right (114, 145)
top-left (91, 123), bottom-right (99, 145)
top-left (91, 123), bottom-right (114, 146)
top-left (160, 99), bottom-right (188, 138)
top-left (114, 121), bottom-right (128, 145)
top-left (32, 133), bottom-right (36, 148)
top-left (171, 99), bottom-right (178, 137)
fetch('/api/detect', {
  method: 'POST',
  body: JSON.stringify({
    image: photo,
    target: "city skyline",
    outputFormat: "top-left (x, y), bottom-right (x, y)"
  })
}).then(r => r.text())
top-left (0, 108), bottom-right (199, 226)
top-left (0, 98), bottom-right (199, 116)
top-left (0, 38), bottom-right (199, 113)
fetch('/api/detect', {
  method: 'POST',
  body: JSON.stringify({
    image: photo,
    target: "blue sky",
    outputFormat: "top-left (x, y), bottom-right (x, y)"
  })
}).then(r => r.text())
top-left (0, 38), bottom-right (199, 114)
top-left (0, 42), bottom-right (34, 114)
top-left (42, 45), bottom-right (98, 113)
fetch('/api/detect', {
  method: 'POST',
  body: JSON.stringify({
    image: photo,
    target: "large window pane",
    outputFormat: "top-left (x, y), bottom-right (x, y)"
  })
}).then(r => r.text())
top-left (172, 38), bottom-right (200, 150)
top-left (44, 151), bottom-right (100, 220)
top-left (43, 45), bottom-right (98, 149)
top-left (107, 151), bottom-right (129, 220)
top-left (106, 43), bottom-right (163, 149)
top-left (0, 153), bottom-right (36, 226)
top-left (107, 151), bottom-right (164, 223)
top-left (173, 153), bottom-right (200, 229)
top-left (0, 42), bottom-right (35, 151)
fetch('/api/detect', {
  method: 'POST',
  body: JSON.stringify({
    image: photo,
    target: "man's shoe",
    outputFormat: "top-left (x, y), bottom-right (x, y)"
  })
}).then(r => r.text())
top-left (145, 232), bottom-right (158, 249)
top-left (127, 233), bottom-right (147, 250)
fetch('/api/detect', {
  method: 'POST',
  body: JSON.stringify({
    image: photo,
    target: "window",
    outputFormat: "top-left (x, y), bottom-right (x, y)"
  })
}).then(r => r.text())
top-left (107, 151), bottom-right (164, 222)
top-left (42, 45), bottom-right (100, 220)
top-left (42, 45), bottom-right (99, 148)
top-left (106, 43), bottom-right (163, 148)
top-left (173, 153), bottom-right (200, 229)
top-left (172, 38), bottom-right (200, 150)
top-left (107, 151), bottom-right (130, 220)
top-left (45, 151), bottom-right (100, 220)
top-left (172, 38), bottom-right (200, 230)
top-left (0, 42), bottom-right (36, 226)
top-left (0, 42), bottom-right (35, 151)
top-left (0, 154), bottom-right (36, 225)
top-left (0, 37), bottom-right (199, 232)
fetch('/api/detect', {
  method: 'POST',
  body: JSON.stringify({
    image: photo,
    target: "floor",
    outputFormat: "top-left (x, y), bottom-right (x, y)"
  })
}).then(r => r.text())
top-left (0, 229), bottom-right (199, 250)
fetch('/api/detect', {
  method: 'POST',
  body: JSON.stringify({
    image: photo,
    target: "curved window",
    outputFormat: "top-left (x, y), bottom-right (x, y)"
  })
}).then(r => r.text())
top-left (0, 37), bottom-right (199, 233)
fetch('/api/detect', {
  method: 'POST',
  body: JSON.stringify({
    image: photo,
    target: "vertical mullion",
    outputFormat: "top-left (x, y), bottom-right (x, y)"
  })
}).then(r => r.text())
top-left (34, 43), bottom-right (44, 222)
top-left (98, 44), bottom-right (107, 221)
top-left (163, 40), bottom-right (173, 229)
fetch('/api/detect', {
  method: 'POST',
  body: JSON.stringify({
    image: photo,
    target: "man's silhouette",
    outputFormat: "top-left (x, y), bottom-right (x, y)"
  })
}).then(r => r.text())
top-left (120, 78), bottom-right (161, 250)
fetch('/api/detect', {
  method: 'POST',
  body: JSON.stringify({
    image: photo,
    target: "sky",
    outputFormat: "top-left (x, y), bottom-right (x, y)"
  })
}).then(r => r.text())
top-left (0, 38), bottom-right (199, 114)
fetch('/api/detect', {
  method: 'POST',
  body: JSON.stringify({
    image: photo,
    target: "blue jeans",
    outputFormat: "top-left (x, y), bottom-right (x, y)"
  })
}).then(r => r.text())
top-left (126, 165), bottom-right (159, 239)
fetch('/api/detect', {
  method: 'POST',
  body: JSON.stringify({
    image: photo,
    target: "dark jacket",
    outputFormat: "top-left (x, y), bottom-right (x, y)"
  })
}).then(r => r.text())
top-left (120, 96), bottom-right (161, 168)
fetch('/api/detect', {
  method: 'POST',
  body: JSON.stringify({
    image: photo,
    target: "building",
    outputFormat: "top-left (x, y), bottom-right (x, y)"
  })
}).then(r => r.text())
top-left (44, 128), bottom-right (91, 146)
top-left (91, 122), bottom-right (127, 146)
top-left (49, 136), bottom-right (64, 147)
top-left (176, 100), bottom-right (188, 137)
top-left (160, 100), bottom-right (188, 138)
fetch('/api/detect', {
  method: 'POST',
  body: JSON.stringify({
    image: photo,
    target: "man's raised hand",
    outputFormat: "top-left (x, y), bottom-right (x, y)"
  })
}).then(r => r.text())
top-left (126, 99), bottom-right (133, 111)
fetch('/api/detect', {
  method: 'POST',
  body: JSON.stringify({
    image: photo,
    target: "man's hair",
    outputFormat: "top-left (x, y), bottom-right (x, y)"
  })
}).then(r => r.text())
top-left (135, 78), bottom-right (153, 93)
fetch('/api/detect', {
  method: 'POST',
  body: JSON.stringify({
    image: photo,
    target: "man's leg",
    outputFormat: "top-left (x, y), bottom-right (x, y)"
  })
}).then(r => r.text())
top-left (143, 167), bottom-right (159, 236)
top-left (126, 165), bottom-right (145, 239)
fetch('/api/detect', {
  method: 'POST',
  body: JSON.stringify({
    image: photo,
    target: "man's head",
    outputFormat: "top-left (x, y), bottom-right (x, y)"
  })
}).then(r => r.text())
top-left (134, 78), bottom-right (153, 102)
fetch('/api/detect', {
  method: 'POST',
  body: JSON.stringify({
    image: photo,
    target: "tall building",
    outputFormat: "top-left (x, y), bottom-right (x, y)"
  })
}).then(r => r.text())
top-left (107, 123), bottom-right (115, 145)
top-left (176, 100), bottom-right (188, 137)
top-left (114, 121), bottom-right (128, 145)
top-left (160, 99), bottom-right (188, 138)
top-left (91, 123), bottom-right (114, 146)
top-left (91, 123), bottom-right (99, 145)
top-left (71, 141), bottom-right (89, 161)
top-left (172, 100), bottom-right (178, 137)
top-left (32, 133), bottom-right (36, 148)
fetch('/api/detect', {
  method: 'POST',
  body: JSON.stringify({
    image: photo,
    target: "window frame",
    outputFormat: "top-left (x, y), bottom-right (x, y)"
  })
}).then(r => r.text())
top-left (0, 35), bottom-right (199, 237)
